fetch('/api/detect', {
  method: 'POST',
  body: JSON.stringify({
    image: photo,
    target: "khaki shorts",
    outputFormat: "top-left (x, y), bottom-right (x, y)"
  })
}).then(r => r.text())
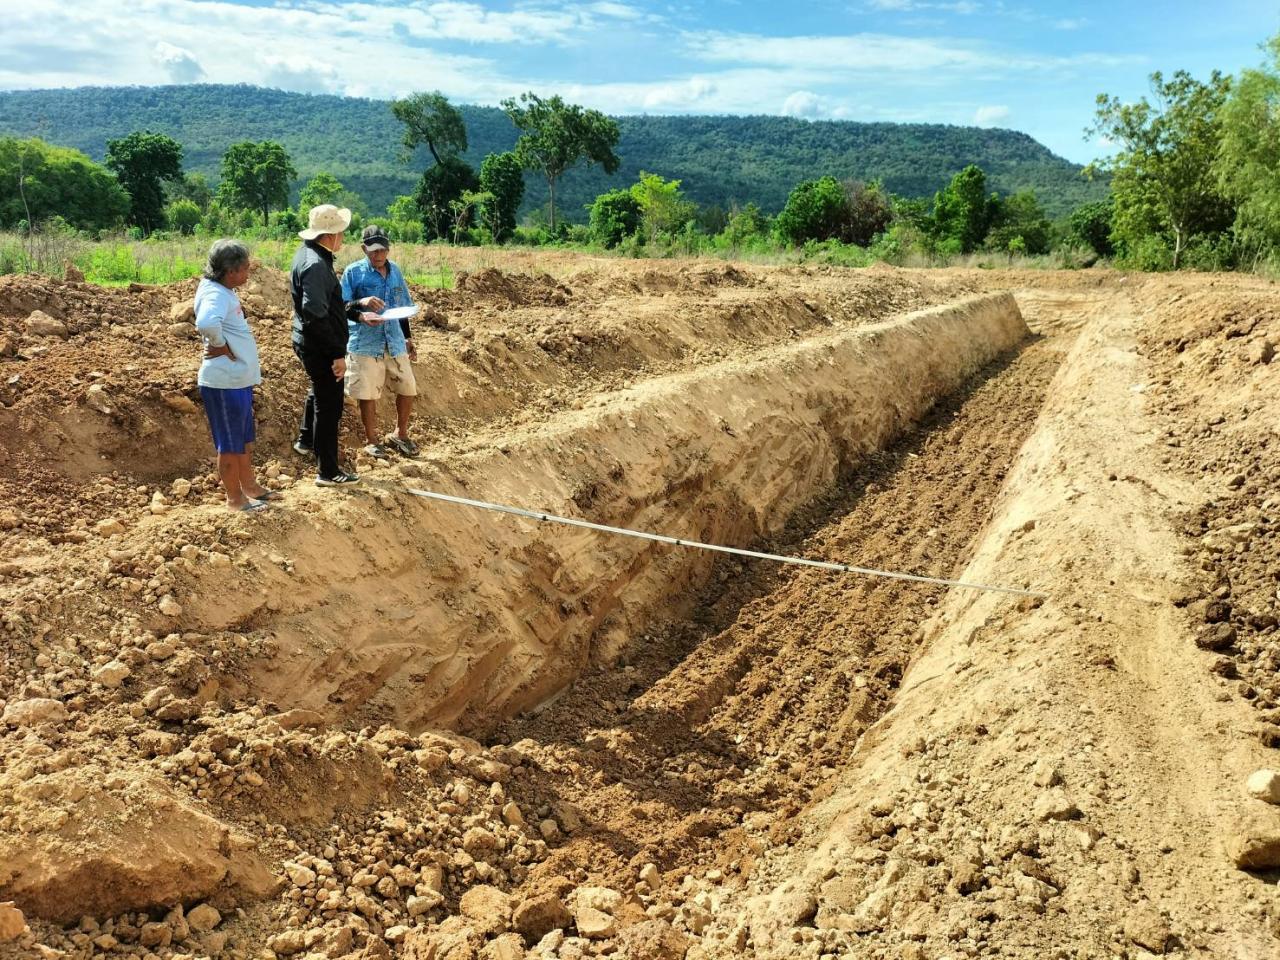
top-left (345, 352), bottom-right (418, 401)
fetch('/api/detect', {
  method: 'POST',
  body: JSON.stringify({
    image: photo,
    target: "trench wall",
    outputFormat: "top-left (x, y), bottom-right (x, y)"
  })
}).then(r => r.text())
top-left (176, 293), bottom-right (1030, 731)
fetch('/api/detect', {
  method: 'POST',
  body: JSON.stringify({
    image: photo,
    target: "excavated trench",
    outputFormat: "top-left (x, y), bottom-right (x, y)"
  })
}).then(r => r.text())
top-left (490, 330), bottom-right (1064, 904)
top-left (1, 276), bottom-right (1083, 952)
top-left (175, 294), bottom-right (1032, 734)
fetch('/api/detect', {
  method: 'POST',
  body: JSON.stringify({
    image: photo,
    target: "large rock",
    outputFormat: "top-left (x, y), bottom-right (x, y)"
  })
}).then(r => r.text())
top-left (186, 903), bottom-right (221, 933)
top-left (1123, 903), bottom-right (1170, 954)
top-left (615, 919), bottom-right (689, 960)
top-left (25, 310), bottom-right (67, 338)
top-left (572, 885), bottom-right (623, 915)
top-left (402, 916), bottom-right (481, 960)
top-left (459, 884), bottom-right (511, 936)
top-left (512, 892), bottom-right (571, 941)
top-left (1196, 623), bottom-right (1237, 651)
top-left (0, 770), bottom-right (275, 921)
top-left (1032, 789), bottom-right (1079, 822)
top-left (1246, 769), bottom-right (1280, 804)
top-left (0, 902), bottom-right (25, 941)
top-left (1228, 818), bottom-right (1280, 870)
top-left (575, 906), bottom-right (616, 939)
top-left (92, 661), bottom-right (131, 688)
top-left (2, 698), bottom-right (66, 728)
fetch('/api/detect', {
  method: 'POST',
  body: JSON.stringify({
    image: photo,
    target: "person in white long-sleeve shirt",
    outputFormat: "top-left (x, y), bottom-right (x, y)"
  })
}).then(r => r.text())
top-left (194, 239), bottom-right (277, 512)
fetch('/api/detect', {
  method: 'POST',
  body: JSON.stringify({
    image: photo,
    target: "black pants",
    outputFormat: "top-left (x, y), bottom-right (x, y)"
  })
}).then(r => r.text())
top-left (294, 343), bottom-right (345, 479)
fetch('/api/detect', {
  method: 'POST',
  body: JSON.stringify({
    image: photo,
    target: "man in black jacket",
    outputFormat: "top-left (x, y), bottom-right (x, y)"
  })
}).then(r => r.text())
top-left (290, 204), bottom-right (381, 485)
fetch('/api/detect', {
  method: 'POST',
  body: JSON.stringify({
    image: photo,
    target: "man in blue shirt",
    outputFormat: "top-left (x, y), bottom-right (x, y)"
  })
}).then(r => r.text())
top-left (339, 224), bottom-right (420, 458)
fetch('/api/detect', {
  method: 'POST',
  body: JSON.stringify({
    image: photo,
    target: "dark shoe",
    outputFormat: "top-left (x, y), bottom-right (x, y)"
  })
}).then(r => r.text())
top-left (293, 439), bottom-right (314, 456)
top-left (363, 443), bottom-right (392, 460)
top-left (386, 435), bottom-right (420, 457)
top-left (315, 472), bottom-right (361, 487)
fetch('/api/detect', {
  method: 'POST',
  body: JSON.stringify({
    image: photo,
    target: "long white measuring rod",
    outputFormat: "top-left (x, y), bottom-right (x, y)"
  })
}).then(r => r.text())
top-left (402, 486), bottom-right (1047, 599)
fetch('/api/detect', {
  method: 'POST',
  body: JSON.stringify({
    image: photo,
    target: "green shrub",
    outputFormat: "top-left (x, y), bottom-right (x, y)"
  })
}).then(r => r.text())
top-left (776, 177), bottom-right (848, 246)
top-left (588, 189), bottom-right (641, 248)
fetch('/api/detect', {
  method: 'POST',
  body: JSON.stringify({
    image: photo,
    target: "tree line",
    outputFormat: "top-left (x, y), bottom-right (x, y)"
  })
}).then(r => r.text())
top-left (0, 85), bottom-right (1102, 219)
top-left (10, 28), bottom-right (1280, 272)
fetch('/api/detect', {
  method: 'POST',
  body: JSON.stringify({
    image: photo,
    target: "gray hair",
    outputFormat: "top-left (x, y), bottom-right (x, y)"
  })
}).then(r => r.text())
top-left (202, 239), bottom-right (251, 283)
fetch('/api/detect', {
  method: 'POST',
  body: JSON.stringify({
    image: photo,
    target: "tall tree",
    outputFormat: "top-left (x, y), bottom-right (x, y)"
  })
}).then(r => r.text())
top-left (985, 190), bottom-right (1052, 255)
top-left (775, 176), bottom-right (849, 246)
top-left (218, 141), bottom-right (297, 227)
top-left (1068, 198), bottom-right (1115, 257)
top-left (931, 165), bottom-right (997, 253)
top-left (842, 180), bottom-right (893, 246)
top-left (169, 172), bottom-right (212, 211)
top-left (1216, 35), bottom-right (1280, 266)
top-left (500, 92), bottom-right (621, 232)
top-left (1088, 70), bottom-right (1234, 269)
top-left (390, 91), bottom-right (468, 165)
top-left (415, 157), bottom-right (478, 241)
top-left (629, 171), bottom-right (695, 241)
top-left (391, 92), bottom-right (473, 242)
top-left (298, 172), bottom-right (346, 211)
top-left (478, 151), bottom-right (525, 242)
top-left (104, 130), bottom-right (183, 232)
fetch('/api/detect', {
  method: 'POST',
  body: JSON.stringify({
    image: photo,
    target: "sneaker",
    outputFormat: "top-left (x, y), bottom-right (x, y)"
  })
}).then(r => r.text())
top-left (315, 472), bottom-right (361, 487)
top-left (386, 435), bottom-right (420, 457)
top-left (292, 439), bottom-right (314, 456)
top-left (363, 443), bottom-right (391, 460)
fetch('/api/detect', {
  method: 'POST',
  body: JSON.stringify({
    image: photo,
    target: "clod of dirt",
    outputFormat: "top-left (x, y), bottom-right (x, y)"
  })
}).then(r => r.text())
top-left (0, 902), bottom-right (25, 941)
top-left (1247, 769), bottom-right (1280, 803)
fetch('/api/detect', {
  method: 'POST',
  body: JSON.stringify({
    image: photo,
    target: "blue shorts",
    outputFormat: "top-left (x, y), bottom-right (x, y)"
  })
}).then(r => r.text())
top-left (200, 385), bottom-right (256, 454)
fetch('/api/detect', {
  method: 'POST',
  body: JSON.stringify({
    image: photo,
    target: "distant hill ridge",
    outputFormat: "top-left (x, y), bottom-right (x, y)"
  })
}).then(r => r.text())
top-left (0, 83), bottom-right (1104, 221)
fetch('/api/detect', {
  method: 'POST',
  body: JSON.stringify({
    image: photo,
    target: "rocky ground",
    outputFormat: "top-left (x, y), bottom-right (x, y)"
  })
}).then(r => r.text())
top-left (1, 256), bottom-right (1278, 959)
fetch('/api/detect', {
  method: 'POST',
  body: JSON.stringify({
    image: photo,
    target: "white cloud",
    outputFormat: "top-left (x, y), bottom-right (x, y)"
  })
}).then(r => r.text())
top-left (686, 30), bottom-right (1139, 76)
top-left (689, 31), bottom-right (991, 72)
top-left (586, 1), bottom-right (648, 21)
top-left (1054, 17), bottom-right (1087, 30)
top-left (781, 91), bottom-right (855, 119)
top-left (153, 41), bottom-right (203, 83)
top-left (973, 104), bottom-right (1010, 126)
top-left (640, 76), bottom-right (717, 110)
top-left (259, 55), bottom-right (341, 94)
top-left (867, 0), bottom-right (979, 12)
top-left (782, 91), bottom-right (824, 117)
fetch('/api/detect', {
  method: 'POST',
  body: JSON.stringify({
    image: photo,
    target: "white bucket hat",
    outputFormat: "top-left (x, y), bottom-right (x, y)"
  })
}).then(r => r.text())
top-left (298, 204), bottom-right (352, 240)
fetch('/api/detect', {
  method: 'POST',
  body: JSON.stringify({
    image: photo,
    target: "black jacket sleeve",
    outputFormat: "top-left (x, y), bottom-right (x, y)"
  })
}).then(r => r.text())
top-left (399, 317), bottom-right (413, 340)
top-left (297, 261), bottom-right (347, 360)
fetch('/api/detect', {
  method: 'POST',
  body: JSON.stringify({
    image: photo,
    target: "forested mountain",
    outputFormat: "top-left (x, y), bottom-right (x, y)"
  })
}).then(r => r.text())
top-left (0, 84), bottom-right (1104, 221)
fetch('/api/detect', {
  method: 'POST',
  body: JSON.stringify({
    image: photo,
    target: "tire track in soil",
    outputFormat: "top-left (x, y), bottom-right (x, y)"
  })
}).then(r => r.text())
top-left (493, 335), bottom-right (1065, 905)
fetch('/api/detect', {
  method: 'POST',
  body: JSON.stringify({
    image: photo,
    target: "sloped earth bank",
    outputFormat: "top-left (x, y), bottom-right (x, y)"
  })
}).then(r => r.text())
top-left (690, 283), bottom-right (1280, 959)
top-left (2, 263), bottom-right (1279, 960)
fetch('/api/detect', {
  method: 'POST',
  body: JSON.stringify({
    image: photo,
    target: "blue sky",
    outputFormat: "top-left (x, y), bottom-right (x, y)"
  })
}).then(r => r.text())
top-left (1, 0), bottom-right (1277, 162)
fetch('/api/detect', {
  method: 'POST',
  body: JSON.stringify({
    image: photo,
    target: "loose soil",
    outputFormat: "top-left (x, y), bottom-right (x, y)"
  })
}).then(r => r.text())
top-left (2, 256), bottom-right (1279, 960)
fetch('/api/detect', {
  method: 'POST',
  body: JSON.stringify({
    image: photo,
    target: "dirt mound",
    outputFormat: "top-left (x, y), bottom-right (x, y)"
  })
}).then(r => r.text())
top-left (455, 268), bottom-right (572, 307)
top-left (1136, 279), bottom-right (1280, 745)
top-left (592, 261), bottom-right (761, 298)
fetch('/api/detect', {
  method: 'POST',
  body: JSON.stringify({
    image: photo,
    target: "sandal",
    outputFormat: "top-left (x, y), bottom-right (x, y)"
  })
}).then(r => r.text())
top-left (247, 489), bottom-right (283, 501)
top-left (231, 500), bottom-right (270, 513)
top-left (363, 443), bottom-right (392, 460)
top-left (387, 436), bottom-right (420, 457)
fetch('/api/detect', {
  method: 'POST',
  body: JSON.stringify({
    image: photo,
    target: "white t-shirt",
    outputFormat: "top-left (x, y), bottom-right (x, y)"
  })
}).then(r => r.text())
top-left (194, 278), bottom-right (261, 389)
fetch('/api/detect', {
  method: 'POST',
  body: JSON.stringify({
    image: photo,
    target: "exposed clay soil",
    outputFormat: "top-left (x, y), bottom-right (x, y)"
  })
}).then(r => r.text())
top-left (2, 256), bottom-right (1280, 960)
